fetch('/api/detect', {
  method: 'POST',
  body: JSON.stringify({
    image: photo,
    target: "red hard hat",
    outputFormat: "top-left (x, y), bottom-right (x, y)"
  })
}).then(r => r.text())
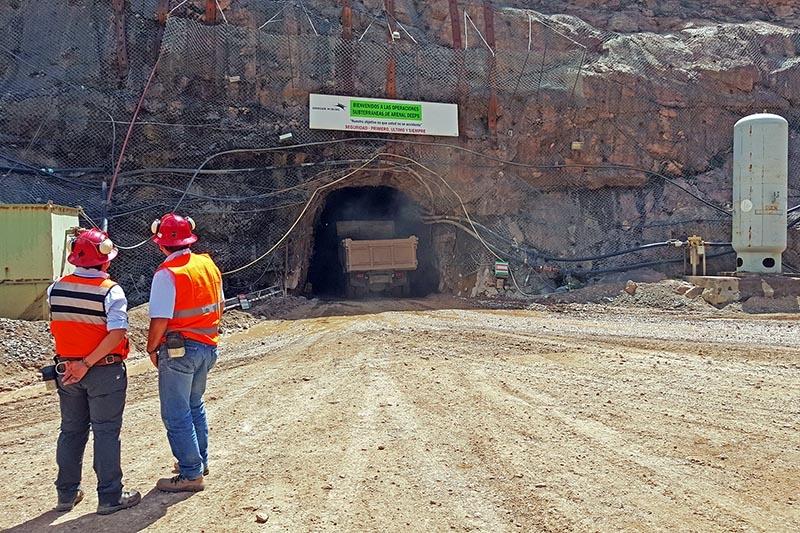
top-left (67, 228), bottom-right (118, 268)
top-left (151, 213), bottom-right (198, 247)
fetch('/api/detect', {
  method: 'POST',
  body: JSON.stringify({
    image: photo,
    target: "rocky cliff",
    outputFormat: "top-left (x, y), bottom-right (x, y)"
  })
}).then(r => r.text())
top-left (0, 1), bottom-right (797, 298)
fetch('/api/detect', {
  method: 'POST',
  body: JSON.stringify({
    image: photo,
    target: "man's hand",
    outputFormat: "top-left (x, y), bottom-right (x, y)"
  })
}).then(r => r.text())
top-left (147, 318), bottom-right (169, 355)
top-left (61, 360), bottom-right (90, 386)
top-left (149, 351), bottom-right (159, 368)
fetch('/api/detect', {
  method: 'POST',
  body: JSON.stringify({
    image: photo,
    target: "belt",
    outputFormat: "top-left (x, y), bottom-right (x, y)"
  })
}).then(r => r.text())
top-left (55, 354), bottom-right (124, 374)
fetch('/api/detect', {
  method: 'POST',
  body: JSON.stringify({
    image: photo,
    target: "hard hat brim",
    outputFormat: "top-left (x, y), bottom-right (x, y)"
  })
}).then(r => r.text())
top-left (67, 246), bottom-right (118, 267)
top-left (152, 233), bottom-right (199, 247)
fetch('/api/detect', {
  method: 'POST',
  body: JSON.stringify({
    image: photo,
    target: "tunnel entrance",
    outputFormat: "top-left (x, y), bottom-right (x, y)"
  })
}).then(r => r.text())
top-left (307, 186), bottom-right (438, 298)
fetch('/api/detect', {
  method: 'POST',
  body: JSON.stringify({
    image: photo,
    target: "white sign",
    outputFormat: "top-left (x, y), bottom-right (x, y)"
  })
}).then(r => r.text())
top-left (309, 93), bottom-right (459, 137)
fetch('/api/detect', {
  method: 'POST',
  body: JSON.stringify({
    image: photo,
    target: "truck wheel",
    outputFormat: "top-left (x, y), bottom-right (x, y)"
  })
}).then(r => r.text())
top-left (401, 281), bottom-right (411, 297)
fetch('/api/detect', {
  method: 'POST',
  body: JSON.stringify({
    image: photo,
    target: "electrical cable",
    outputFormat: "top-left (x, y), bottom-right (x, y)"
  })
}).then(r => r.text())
top-left (1, 112), bottom-right (50, 180)
top-left (0, 152), bottom-right (105, 176)
top-left (0, 153), bottom-right (42, 171)
top-left (386, 152), bottom-right (737, 293)
top-left (107, 202), bottom-right (170, 219)
top-left (428, 214), bottom-right (655, 262)
top-left (104, 158), bottom-right (373, 180)
top-left (258, 1), bottom-right (291, 30)
top-left (8, 130), bottom-right (763, 286)
top-left (169, 137), bottom-right (733, 217)
top-left (14, 136), bottom-right (734, 221)
top-left (105, 51), bottom-right (163, 207)
top-left (79, 209), bottom-right (100, 228)
top-left (116, 238), bottom-right (152, 250)
top-left (425, 214), bottom-right (733, 262)
top-left (167, 0), bottom-right (189, 17)
top-left (215, 0), bottom-right (229, 24)
top-left (5, 12), bottom-right (796, 292)
top-left (421, 218), bottom-right (515, 258)
top-left (424, 215), bottom-right (738, 294)
top-left (0, 162), bottom-right (103, 186)
top-left (170, 145), bottom-right (742, 283)
top-left (580, 250), bottom-right (736, 276)
top-left (105, 0), bottom-right (192, 210)
top-left (221, 154), bottom-right (382, 276)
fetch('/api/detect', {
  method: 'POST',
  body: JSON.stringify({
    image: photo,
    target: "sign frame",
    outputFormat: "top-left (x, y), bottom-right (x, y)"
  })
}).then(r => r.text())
top-left (309, 93), bottom-right (459, 137)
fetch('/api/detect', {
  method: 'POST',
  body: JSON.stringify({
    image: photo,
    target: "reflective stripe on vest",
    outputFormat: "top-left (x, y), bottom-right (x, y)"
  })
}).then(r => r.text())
top-left (49, 275), bottom-right (130, 359)
top-left (50, 312), bottom-right (107, 325)
top-left (172, 302), bottom-right (223, 319)
top-left (158, 253), bottom-right (223, 346)
top-left (170, 326), bottom-right (220, 335)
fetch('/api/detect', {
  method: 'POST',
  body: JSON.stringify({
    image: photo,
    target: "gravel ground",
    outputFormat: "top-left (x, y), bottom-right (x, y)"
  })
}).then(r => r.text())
top-left (0, 278), bottom-right (792, 390)
top-left (0, 302), bottom-right (280, 390)
top-left (608, 280), bottom-right (713, 310)
top-left (0, 318), bottom-right (53, 390)
top-left (0, 299), bottom-right (797, 532)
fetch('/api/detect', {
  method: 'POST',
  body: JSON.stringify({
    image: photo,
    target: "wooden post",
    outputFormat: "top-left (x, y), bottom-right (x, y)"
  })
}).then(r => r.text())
top-left (342, 0), bottom-right (353, 40)
top-left (284, 242), bottom-right (289, 296)
top-left (449, 0), bottom-right (466, 135)
top-left (112, 0), bottom-right (129, 83)
top-left (156, 0), bottom-right (169, 26)
top-left (448, 0), bottom-right (462, 49)
top-left (205, 0), bottom-right (217, 24)
top-left (385, 0), bottom-right (397, 98)
top-left (482, 1), bottom-right (498, 142)
top-left (339, 0), bottom-right (355, 93)
top-left (200, 0), bottom-right (219, 94)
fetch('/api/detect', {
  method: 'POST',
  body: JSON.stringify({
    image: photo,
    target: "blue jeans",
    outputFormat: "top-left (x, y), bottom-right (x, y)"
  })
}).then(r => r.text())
top-left (158, 339), bottom-right (217, 480)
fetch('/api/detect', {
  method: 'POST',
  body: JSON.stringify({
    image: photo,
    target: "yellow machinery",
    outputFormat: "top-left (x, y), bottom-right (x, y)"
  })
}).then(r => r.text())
top-left (685, 235), bottom-right (707, 276)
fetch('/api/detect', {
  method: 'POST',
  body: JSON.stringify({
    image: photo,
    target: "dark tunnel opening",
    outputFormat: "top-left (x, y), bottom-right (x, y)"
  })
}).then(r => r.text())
top-left (307, 186), bottom-right (439, 298)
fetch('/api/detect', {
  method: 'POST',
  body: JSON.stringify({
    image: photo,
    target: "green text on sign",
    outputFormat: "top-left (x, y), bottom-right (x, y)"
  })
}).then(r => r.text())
top-left (350, 100), bottom-right (423, 122)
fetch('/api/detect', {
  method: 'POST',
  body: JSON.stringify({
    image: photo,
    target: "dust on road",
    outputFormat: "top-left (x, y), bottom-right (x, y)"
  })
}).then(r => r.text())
top-left (0, 300), bottom-right (797, 532)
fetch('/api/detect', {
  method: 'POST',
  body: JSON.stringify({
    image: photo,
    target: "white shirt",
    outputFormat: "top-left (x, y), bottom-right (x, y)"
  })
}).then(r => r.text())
top-left (47, 267), bottom-right (129, 331)
top-left (149, 249), bottom-right (225, 319)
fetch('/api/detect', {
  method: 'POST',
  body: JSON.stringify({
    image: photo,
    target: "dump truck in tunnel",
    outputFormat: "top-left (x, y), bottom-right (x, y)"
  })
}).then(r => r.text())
top-left (336, 220), bottom-right (419, 298)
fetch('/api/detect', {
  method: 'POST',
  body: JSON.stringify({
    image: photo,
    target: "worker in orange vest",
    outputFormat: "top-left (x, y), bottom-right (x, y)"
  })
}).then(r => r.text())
top-left (47, 228), bottom-right (141, 515)
top-left (146, 213), bottom-right (224, 492)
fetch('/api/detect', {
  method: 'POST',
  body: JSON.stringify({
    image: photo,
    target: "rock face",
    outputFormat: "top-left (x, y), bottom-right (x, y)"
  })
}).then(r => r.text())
top-left (0, 1), bottom-right (798, 300)
top-left (497, 1), bottom-right (800, 33)
top-left (687, 274), bottom-right (800, 310)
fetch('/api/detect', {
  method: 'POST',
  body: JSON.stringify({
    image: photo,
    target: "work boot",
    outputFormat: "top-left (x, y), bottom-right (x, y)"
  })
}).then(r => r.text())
top-left (157, 474), bottom-right (205, 493)
top-left (96, 490), bottom-right (142, 515)
top-left (172, 462), bottom-right (209, 476)
top-left (55, 489), bottom-right (84, 512)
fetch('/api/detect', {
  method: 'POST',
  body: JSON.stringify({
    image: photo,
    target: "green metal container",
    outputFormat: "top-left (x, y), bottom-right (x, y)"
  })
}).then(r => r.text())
top-left (493, 260), bottom-right (510, 279)
top-left (0, 203), bottom-right (80, 320)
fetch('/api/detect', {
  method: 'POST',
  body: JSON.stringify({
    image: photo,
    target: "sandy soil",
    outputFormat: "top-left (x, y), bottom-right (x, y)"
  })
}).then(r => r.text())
top-left (0, 299), bottom-right (797, 532)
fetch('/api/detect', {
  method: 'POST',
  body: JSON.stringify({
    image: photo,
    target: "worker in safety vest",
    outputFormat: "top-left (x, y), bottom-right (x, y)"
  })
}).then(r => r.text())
top-left (146, 213), bottom-right (224, 492)
top-left (47, 228), bottom-right (141, 515)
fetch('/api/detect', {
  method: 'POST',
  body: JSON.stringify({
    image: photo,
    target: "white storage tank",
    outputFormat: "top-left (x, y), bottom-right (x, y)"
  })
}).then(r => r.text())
top-left (732, 113), bottom-right (788, 273)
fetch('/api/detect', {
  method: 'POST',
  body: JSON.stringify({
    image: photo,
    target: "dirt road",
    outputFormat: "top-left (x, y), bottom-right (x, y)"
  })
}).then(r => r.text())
top-left (0, 300), bottom-right (798, 532)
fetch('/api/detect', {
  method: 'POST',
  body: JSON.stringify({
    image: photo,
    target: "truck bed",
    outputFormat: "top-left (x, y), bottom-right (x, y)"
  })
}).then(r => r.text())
top-left (341, 237), bottom-right (419, 272)
top-left (336, 220), bottom-right (396, 240)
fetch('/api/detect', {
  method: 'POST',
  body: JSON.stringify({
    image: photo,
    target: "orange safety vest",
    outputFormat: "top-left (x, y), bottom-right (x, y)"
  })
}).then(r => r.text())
top-left (49, 275), bottom-right (130, 359)
top-left (157, 252), bottom-right (223, 346)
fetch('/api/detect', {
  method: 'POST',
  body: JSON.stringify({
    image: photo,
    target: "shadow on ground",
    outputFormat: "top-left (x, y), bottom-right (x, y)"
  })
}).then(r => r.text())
top-left (4, 489), bottom-right (194, 532)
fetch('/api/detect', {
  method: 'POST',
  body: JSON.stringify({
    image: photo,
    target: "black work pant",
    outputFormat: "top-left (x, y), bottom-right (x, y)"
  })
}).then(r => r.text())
top-left (55, 363), bottom-right (127, 506)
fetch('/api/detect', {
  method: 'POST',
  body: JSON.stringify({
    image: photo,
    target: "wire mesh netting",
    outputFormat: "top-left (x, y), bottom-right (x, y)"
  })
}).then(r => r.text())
top-left (0, 0), bottom-right (798, 302)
